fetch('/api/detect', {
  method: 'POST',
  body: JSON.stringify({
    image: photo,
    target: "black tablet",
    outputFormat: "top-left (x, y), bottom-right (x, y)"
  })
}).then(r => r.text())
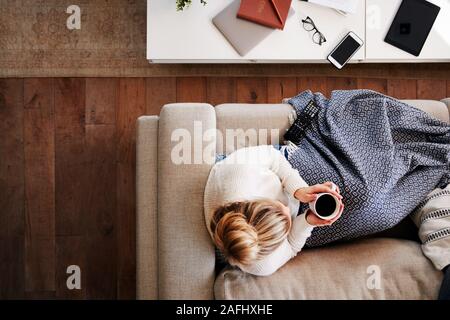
top-left (384, 0), bottom-right (440, 57)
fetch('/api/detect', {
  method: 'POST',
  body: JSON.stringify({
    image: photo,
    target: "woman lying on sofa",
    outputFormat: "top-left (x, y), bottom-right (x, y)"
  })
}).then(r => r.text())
top-left (204, 90), bottom-right (450, 300)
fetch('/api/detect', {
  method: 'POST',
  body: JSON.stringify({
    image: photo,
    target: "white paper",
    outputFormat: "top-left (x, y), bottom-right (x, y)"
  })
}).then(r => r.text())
top-left (308, 0), bottom-right (360, 14)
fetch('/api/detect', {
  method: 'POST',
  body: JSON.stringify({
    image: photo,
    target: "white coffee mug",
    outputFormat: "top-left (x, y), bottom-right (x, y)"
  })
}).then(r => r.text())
top-left (309, 183), bottom-right (341, 220)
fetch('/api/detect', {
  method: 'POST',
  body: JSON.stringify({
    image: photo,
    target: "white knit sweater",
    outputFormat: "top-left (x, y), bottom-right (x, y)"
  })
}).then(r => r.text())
top-left (204, 145), bottom-right (315, 276)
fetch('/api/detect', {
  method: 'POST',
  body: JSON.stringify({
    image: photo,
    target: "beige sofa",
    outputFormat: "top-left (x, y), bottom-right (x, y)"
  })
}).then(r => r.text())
top-left (136, 98), bottom-right (450, 300)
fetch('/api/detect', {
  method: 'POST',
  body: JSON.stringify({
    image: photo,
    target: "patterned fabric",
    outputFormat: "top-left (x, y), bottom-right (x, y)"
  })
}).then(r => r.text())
top-left (287, 90), bottom-right (450, 247)
top-left (410, 184), bottom-right (450, 270)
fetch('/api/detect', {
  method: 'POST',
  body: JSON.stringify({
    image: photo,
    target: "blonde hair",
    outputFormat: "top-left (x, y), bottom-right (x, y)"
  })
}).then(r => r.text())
top-left (210, 200), bottom-right (291, 267)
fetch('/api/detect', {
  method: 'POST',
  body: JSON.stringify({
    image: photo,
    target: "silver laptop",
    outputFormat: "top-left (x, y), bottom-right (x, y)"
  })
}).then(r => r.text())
top-left (212, 0), bottom-right (295, 56)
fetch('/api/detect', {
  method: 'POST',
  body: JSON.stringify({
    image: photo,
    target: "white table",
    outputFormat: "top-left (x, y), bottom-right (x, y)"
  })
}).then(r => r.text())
top-left (147, 0), bottom-right (450, 63)
top-left (366, 0), bottom-right (450, 62)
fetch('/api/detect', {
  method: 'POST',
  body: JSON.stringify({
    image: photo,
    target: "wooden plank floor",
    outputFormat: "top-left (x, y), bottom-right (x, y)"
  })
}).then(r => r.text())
top-left (0, 76), bottom-right (449, 299)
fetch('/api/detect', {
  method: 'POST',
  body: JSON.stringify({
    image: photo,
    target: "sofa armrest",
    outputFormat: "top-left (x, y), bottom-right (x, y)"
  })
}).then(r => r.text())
top-left (158, 103), bottom-right (217, 299)
top-left (136, 116), bottom-right (159, 299)
top-left (441, 98), bottom-right (450, 123)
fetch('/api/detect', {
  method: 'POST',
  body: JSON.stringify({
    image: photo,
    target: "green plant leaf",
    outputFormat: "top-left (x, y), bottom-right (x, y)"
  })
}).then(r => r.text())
top-left (176, 0), bottom-right (207, 11)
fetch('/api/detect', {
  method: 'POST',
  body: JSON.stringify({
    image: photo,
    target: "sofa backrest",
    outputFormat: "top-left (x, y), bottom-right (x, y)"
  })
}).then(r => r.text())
top-left (215, 100), bottom-right (450, 154)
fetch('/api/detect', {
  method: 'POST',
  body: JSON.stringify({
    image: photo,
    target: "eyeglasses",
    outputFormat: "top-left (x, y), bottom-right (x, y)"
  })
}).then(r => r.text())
top-left (301, 16), bottom-right (327, 46)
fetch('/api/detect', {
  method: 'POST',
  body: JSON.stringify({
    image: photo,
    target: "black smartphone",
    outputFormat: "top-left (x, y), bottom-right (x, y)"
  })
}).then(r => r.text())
top-left (327, 32), bottom-right (364, 69)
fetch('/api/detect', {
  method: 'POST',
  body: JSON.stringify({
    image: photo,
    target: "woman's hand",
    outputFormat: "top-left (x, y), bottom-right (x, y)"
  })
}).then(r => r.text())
top-left (294, 182), bottom-right (343, 203)
top-left (305, 203), bottom-right (344, 227)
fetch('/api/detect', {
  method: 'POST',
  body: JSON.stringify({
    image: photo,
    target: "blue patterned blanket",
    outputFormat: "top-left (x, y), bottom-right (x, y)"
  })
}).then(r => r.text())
top-left (287, 90), bottom-right (450, 247)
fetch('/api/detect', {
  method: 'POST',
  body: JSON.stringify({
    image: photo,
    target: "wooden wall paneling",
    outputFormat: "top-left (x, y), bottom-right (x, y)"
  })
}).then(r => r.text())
top-left (387, 79), bottom-right (417, 99)
top-left (54, 78), bottom-right (87, 235)
top-left (54, 78), bottom-right (87, 299)
top-left (23, 78), bottom-right (55, 293)
top-left (146, 77), bottom-right (176, 115)
top-left (116, 78), bottom-right (146, 299)
top-left (24, 291), bottom-right (56, 299)
top-left (85, 78), bottom-right (117, 125)
top-left (417, 79), bottom-right (447, 100)
top-left (0, 79), bottom-right (25, 299)
top-left (206, 77), bottom-right (236, 106)
top-left (236, 77), bottom-right (268, 103)
top-left (55, 235), bottom-right (86, 299)
top-left (297, 77), bottom-right (328, 95)
top-left (267, 77), bottom-right (297, 103)
top-left (326, 77), bottom-right (358, 97)
top-left (176, 77), bottom-right (207, 102)
top-left (84, 124), bottom-right (117, 299)
top-left (84, 78), bottom-right (118, 299)
top-left (356, 78), bottom-right (388, 94)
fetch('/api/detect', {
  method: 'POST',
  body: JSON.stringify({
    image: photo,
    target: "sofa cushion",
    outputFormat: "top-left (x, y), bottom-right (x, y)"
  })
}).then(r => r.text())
top-left (214, 238), bottom-right (443, 300)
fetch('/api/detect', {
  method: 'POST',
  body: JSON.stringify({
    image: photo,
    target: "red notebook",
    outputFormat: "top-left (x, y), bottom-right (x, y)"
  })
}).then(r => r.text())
top-left (237, 0), bottom-right (292, 30)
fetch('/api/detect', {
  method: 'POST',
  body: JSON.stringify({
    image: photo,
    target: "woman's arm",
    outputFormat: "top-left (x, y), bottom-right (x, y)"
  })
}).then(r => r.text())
top-left (223, 145), bottom-right (309, 196)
